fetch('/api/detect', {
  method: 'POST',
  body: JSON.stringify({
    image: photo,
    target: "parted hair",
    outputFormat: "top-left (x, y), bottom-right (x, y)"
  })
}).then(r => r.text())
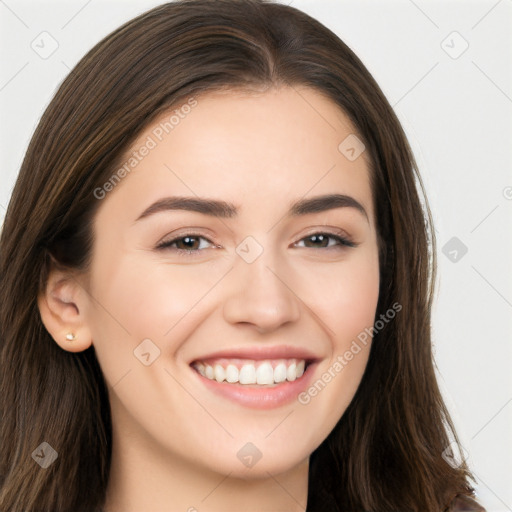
top-left (0, 1), bottom-right (479, 510)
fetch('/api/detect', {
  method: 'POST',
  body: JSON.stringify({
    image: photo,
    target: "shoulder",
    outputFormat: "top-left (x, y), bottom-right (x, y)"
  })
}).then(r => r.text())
top-left (445, 494), bottom-right (486, 512)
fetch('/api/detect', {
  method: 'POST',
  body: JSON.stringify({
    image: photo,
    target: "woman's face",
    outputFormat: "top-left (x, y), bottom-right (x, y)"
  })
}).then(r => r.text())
top-left (82, 86), bottom-right (380, 477)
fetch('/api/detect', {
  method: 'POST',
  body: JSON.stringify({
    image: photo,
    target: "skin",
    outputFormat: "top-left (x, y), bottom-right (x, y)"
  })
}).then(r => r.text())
top-left (39, 86), bottom-right (380, 511)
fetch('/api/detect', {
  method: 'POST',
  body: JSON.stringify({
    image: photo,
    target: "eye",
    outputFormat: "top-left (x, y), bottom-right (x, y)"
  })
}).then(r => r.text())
top-left (156, 230), bottom-right (356, 257)
top-left (156, 233), bottom-right (217, 256)
top-left (294, 232), bottom-right (356, 250)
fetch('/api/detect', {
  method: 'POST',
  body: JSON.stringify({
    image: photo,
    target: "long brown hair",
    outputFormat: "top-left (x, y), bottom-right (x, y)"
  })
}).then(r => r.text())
top-left (0, 1), bottom-right (479, 510)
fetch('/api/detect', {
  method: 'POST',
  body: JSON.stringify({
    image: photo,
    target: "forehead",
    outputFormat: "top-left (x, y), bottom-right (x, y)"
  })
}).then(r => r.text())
top-left (96, 86), bottom-right (374, 225)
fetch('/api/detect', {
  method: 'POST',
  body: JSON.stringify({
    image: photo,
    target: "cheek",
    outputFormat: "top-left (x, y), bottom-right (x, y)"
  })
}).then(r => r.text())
top-left (85, 252), bottom-right (229, 380)
top-left (299, 249), bottom-right (380, 342)
top-left (295, 250), bottom-right (379, 426)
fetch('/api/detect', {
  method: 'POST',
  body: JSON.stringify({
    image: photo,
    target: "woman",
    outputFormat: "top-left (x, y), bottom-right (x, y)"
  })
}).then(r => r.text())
top-left (0, 0), bottom-right (486, 510)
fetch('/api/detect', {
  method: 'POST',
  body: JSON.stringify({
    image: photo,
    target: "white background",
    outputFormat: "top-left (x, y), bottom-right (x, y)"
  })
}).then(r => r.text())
top-left (1, 1), bottom-right (511, 510)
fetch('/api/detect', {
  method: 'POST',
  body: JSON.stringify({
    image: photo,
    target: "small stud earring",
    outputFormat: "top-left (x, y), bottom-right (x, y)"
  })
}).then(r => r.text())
top-left (65, 333), bottom-right (76, 341)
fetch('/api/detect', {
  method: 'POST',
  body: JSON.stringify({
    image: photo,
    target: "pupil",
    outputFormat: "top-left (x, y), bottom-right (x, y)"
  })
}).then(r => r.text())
top-left (181, 236), bottom-right (197, 249)
top-left (310, 234), bottom-right (327, 247)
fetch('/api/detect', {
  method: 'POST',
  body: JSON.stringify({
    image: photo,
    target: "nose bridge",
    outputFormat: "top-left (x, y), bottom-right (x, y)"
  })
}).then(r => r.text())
top-left (222, 235), bottom-right (301, 331)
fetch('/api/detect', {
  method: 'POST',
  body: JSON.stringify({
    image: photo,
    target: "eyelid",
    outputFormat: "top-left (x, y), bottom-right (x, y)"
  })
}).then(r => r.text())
top-left (155, 230), bottom-right (219, 251)
top-left (292, 233), bottom-right (357, 250)
top-left (298, 226), bottom-right (356, 245)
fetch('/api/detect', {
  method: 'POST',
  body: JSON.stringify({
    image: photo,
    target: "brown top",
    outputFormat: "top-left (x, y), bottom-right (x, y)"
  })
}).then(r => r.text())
top-left (446, 494), bottom-right (487, 512)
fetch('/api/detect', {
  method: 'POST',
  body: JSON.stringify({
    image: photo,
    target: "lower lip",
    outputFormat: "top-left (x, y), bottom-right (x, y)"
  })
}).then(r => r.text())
top-left (191, 363), bottom-right (317, 409)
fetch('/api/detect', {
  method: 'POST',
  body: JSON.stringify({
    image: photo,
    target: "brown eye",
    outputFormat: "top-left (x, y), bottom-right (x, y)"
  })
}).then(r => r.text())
top-left (296, 232), bottom-right (356, 250)
top-left (156, 234), bottom-right (216, 255)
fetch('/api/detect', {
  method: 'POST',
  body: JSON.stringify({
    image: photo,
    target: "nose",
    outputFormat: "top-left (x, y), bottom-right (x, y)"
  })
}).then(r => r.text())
top-left (222, 248), bottom-right (301, 334)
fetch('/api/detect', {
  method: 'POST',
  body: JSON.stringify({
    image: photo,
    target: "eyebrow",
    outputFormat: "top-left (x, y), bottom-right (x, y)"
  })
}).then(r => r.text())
top-left (135, 193), bottom-right (369, 223)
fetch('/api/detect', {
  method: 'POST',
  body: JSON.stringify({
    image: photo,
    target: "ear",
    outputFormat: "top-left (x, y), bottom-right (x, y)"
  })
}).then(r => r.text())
top-left (38, 267), bottom-right (93, 353)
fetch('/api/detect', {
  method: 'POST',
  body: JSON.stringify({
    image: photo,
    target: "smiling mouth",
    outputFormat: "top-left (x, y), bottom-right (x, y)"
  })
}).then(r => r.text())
top-left (191, 358), bottom-right (310, 387)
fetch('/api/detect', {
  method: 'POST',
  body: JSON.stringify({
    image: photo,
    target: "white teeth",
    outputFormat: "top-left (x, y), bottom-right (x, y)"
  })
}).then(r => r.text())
top-left (239, 364), bottom-right (257, 384)
top-left (214, 364), bottom-right (225, 383)
top-left (225, 364), bottom-right (239, 383)
top-left (286, 362), bottom-right (297, 382)
top-left (256, 362), bottom-right (273, 385)
top-left (296, 360), bottom-right (305, 378)
top-left (205, 365), bottom-right (214, 380)
top-left (273, 363), bottom-right (287, 383)
top-left (195, 359), bottom-right (307, 385)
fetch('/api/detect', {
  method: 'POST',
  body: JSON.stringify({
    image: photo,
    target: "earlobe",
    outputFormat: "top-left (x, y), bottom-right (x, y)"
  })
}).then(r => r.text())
top-left (37, 270), bottom-right (93, 353)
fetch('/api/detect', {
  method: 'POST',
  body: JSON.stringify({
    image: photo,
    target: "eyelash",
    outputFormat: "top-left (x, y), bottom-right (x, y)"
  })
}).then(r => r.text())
top-left (156, 231), bottom-right (357, 257)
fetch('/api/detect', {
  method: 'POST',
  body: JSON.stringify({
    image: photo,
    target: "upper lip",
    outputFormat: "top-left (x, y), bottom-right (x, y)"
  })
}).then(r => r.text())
top-left (190, 345), bottom-right (321, 364)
